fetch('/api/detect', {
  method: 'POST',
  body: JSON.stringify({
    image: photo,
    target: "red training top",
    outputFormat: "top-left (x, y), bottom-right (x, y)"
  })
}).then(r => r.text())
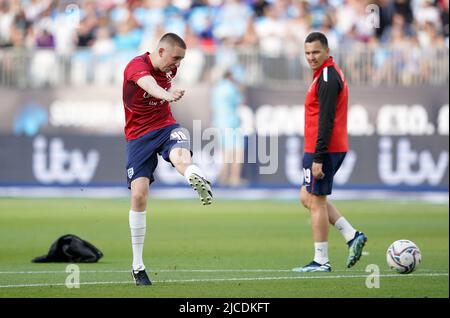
top-left (304, 57), bottom-right (348, 162)
top-left (122, 52), bottom-right (177, 141)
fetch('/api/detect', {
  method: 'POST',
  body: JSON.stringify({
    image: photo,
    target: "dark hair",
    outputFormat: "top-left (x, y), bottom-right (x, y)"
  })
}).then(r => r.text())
top-left (305, 32), bottom-right (328, 49)
top-left (159, 33), bottom-right (187, 49)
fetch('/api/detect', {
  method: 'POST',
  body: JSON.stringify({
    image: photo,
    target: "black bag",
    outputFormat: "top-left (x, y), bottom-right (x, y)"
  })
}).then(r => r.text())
top-left (32, 234), bottom-right (103, 263)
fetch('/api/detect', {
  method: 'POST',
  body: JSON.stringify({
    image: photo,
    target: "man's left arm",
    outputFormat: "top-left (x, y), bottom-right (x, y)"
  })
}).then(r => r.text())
top-left (313, 67), bottom-right (342, 178)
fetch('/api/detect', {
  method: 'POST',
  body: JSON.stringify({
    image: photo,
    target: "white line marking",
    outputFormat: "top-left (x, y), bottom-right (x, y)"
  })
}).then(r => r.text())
top-left (0, 273), bottom-right (447, 288)
top-left (158, 273), bottom-right (449, 283)
top-left (0, 281), bottom-right (132, 288)
top-left (0, 268), bottom-right (447, 274)
top-left (0, 270), bottom-right (130, 274)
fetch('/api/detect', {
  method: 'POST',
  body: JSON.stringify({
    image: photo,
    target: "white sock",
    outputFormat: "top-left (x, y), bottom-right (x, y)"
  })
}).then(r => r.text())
top-left (334, 217), bottom-right (357, 243)
top-left (129, 210), bottom-right (146, 271)
top-left (313, 242), bottom-right (329, 265)
top-left (184, 164), bottom-right (205, 183)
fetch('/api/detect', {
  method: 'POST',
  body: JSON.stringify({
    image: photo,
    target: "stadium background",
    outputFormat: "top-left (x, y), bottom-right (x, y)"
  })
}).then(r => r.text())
top-left (0, 0), bottom-right (448, 299)
top-left (0, 0), bottom-right (448, 200)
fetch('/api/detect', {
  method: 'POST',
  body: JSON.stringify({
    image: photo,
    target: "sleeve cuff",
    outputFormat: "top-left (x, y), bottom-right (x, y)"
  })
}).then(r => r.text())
top-left (130, 70), bottom-right (151, 83)
top-left (313, 154), bottom-right (324, 163)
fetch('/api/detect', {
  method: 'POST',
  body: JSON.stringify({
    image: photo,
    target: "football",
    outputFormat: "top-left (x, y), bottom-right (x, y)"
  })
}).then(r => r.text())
top-left (386, 240), bottom-right (422, 274)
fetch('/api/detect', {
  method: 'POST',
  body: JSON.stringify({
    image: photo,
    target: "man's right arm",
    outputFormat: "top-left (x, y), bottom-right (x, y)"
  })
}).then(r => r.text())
top-left (136, 76), bottom-right (185, 102)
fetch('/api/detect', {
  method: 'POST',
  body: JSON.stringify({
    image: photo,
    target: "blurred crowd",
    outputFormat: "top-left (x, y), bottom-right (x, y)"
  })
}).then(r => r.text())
top-left (0, 0), bottom-right (448, 86)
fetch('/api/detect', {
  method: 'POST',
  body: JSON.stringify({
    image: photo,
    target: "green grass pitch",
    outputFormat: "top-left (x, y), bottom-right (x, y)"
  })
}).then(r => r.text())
top-left (0, 198), bottom-right (448, 298)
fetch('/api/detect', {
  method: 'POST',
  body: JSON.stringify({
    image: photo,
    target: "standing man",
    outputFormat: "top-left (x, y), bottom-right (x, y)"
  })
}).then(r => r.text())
top-left (123, 33), bottom-right (213, 285)
top-left (293, 32), bottom-right (367, 273)
top-left (212, 68), bottom-right (245, 187)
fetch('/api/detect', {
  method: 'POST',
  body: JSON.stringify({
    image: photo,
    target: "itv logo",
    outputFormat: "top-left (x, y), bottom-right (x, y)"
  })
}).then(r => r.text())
top-left (32, 136), bottom-right (99, 184)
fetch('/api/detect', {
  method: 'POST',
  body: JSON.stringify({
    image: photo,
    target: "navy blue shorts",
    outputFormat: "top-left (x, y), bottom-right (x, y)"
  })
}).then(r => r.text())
top-left (302, 152), bottom-right (346, 196)
top-left (126, 124), bottom-right (191, 188)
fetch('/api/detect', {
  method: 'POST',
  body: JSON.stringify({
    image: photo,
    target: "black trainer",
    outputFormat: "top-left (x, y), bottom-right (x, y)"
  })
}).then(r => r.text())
top-left (132, 269), bottom-right (152, 286)
top-left (346, 231), bottom-right (368, 268)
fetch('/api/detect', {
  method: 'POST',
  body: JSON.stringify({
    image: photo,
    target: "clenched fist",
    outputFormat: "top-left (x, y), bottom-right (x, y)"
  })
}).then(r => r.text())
top-left (168, 89), bottom-right (185, 102)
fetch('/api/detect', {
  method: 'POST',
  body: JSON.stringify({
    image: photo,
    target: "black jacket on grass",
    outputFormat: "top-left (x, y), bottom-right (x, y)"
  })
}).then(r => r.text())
top-left (32, 234), bottom-right (103, 263)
